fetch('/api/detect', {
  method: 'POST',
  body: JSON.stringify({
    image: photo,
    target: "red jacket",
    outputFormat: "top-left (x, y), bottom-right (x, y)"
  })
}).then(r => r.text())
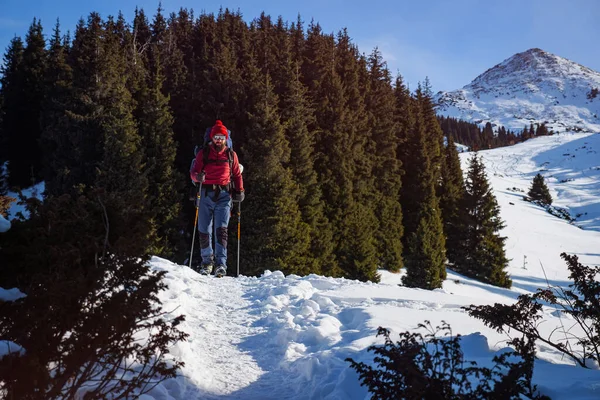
top-left (190, 144), bottom-right (244, 191)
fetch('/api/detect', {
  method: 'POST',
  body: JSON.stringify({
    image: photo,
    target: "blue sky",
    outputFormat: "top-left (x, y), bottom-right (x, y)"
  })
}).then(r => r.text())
top-left (1, 0), bottom-right (599, 92)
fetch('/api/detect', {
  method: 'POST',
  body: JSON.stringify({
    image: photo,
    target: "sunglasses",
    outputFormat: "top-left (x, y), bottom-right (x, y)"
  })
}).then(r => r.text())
top-left (213, 135), bottom-right (226, 141)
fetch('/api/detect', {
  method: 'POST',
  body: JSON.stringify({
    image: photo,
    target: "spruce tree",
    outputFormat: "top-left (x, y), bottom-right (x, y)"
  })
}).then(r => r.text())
top-left (134, 44), bottom-right (182, 257)
top-left (399, 87), bottom-right (435, 247)
top-left (334, 29), bottom-right (379, 281)
top-left (40, 19), bottom-right (73, 185)
top-left (420, 78), bottom-right (445, 186)
top-left (3, 19), bottom-right (47, 188)
top-left (43, 16), bottom-right (106, 195)
top-left (0, 37), bottom-right (25, 188)
top-left (366, 48), bottom-right (403, 272)
top-left (122, 9), bottom-right (183, 257)
top-left (301, 24), bottom-right (347, 278)
top-left (440, 135), bottom-right (466, 265)
top-left (163, 9), bottom-right (196, 175)
top-left (289, 15), bottom-right (305, 67)
top-left (239, 70), bottom-right (311, 276)
top-left (528, 173), bottom-right (552, 205)
top-left (44, 13), bottom-right (153, 256)
top-left (98, 14), bottom-right (154, 255)
top-left (455, 154), bottom-right (511, 288)
top-left (280, 60), bottom-right (335, 275)
top-left (401, 103), bottom-right (446, 290)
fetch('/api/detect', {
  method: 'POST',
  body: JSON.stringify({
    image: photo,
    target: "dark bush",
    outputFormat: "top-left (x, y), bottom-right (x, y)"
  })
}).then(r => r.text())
top-left (346, 321), bottom-right (549, 399)
top-left (0, 193), bottom-right (187, 399)
top-left (466, 253), bottom-right (600, 369)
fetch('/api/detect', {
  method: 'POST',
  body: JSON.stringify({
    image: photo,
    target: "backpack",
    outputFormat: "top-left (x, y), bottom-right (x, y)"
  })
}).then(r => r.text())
top-left (193, 126), bottom-right (234, 172)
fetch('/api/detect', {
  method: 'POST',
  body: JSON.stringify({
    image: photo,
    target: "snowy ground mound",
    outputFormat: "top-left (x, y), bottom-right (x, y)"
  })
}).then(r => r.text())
top-left (142, 131), bottom-right (600, 399)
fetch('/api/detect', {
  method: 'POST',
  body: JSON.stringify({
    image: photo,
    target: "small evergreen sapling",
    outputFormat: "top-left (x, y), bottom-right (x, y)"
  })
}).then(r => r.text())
top-left (527, 173), bottom-right (553, 205)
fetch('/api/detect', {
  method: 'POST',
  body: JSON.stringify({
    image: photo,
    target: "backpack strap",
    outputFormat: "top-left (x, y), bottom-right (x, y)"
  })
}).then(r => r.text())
top-left (227, 148), bottom-right (234, 190)
top-left (202, 146), bottom-right (236, 190)
top-left (202, 146), bottom-right (233, 166)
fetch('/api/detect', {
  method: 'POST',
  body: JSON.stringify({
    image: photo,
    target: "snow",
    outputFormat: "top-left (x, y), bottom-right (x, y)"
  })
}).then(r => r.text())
top-left (134, 131), bottom-right (600, 399)
top-left (0, 214), bottom-right (9, 232)
top-left (3, 131), bottom-right (600, 398)
top-left (5, 181), bottom-right (45, 220)
top-left (0, 219), bottom-right (26, 361)
top-left (0, 341), bottom-right (25, 359)
top-left (0, 287), bottom-right (25, 302)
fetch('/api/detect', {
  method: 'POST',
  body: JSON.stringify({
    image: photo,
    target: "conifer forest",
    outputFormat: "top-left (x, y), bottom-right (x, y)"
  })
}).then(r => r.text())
top-left (0, 7), bottom-right (512, 289)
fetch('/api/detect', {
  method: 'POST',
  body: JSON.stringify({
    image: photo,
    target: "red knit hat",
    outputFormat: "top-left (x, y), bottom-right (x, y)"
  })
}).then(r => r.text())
top-left (210, 120), bottom-right (229, 140)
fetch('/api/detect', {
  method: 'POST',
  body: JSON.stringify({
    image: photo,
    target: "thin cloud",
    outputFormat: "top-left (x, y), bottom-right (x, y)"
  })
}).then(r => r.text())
top-left (0, 18), bottom-right (25, 29)
top-left (358, 35), bottom-right (480, 92)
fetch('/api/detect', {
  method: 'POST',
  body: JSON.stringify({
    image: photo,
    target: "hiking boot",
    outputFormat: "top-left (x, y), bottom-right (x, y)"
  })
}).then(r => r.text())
top-left (199, 262), bottom-right (214, 275)
top-left (215, 265), bottom-right (227, 277)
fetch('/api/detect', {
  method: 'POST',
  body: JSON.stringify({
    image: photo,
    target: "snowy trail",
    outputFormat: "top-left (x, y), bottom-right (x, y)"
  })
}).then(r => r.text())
top-left (145, 251), bottom-right (600, 400)
top-left (153, 266), bottom-right (266, 399)
top-left (150, 262), bottom-right (481, 400)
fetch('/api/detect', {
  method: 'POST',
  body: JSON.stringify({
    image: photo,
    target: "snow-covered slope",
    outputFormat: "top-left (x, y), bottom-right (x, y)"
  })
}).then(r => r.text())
top-left (436, 48), bottom-right (600, 133)
top-left (143, 130), bottom-right (600, 399)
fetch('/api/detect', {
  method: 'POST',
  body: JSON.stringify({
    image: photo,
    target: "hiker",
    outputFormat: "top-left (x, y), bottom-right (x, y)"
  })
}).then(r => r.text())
top-left (190, 120), bottom-right (244, 276)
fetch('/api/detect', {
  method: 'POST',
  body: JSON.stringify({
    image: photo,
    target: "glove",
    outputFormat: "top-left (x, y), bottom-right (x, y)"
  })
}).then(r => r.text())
top-left (232, 190), bottom-right (245, 202)
top-left (195, 172), bottom-right (206, 183)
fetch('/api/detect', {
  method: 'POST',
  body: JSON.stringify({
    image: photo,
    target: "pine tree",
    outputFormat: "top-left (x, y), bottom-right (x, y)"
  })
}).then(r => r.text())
top-left (98, 14), bottom-right (154, 255)
top-left (403, 205), bottom-right (447, 290)
top-left (0, 37), bottom-right (25, 183)
top-left (334, 29), bottom-right (379, 281)
top-left (393, 73), bottom-right (413, 191)
top-left (455, 154), bottom-right (511, 288)
top-left (400, 86), bottom-right (443, 247)
top-left (3, 19), bottom-right (47, 188)
top-left (279, 55), bottom-right (334, 275)
top-left (366, 48), bottom-right (403, 272)
top-left (482, 122), bottom-right (494, 149)
top-left (535, 123), bottom-right (549, 136)
top-left (301, 24), bottom-right (350, 278)
top-left (289, 15), bottom-right (305, 67)
top-left (528, 173), bottom-right (552, 205)
top-left (135, 46), bottom-right (182, 257)
top-left (40, 19), bottom-right (73, 184)
top-left (163, 9), bottom-right (196, 176)
top-left (401, 102), bottom-right (446, 290)
top-left (440, 135), bottom-right (466, 265)
top-left (529, 123), bottom-right (535, 138)
top-left (122, 8), bottom-right (183, 257)
top-left (522, 124), bottom-right (530, 141)
top-left (239, 70), bottom-right (311, 276)
top-left (44, 13), bottom-right (153, 256)
top-left (420, 78), bottom-right (445, 185)
top-left (44, 15), bottom-right (106, 195)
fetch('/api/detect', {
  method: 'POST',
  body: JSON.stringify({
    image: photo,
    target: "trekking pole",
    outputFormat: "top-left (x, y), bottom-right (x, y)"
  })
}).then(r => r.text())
top-left (189, 182), bottom-right (202, 269)
top-left (236, 200), bottom-right (241, 277)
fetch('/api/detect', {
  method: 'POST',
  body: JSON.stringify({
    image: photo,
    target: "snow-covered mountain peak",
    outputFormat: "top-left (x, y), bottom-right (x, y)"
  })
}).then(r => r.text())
top-left (436, 48), bottom-right (600, 133)
top-left (469, 48), bottom-right (598, 95)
